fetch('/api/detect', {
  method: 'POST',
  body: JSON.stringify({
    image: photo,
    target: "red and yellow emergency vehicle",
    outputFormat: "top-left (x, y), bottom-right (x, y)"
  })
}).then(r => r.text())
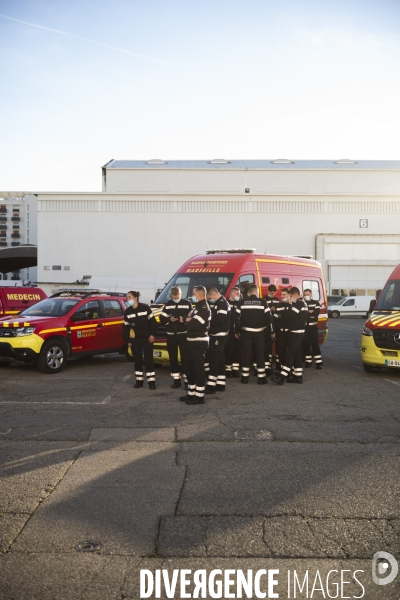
top-left (360, 263), bottom-right (400, 372)
top-left (151, 249), bottom-right (328, 363)
top-left (0, 291), bottom-right (128, 373)
top-left (0, 286), bottom-right (47, 317)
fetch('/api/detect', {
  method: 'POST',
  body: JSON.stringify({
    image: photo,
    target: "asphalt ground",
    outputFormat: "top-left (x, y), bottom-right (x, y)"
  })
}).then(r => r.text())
top-left (0, 317), bottom-right (399, 599)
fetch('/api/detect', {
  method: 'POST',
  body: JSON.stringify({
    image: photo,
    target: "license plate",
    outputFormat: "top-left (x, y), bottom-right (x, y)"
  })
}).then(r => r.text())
top-left (153, 351), bottom-right (162, 357)
top-left (385, 359), bottom-right (400, 367)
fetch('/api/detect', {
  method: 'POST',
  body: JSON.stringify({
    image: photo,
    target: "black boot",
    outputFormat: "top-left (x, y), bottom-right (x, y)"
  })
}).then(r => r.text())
top-left (304, 363), bottom-right (311, 369)
top-left (287, 376), bottom-right (303, 384)
top-left (171, 380), bottom-right (181, 389)
top-left (148, 383), bottom-right (156, 390)
top-left (179, 394), bottom-right (190, 402)
top-left (133, 381), bottom-right (143, 389)
top-left (316, 365), bottom-right (322, 370)
top-left (241, 377), bottom-right (249, 384)
top-left (258, 378), bottom-right (268, 385)
top-left (232, 371), bottom-right (240, 378)
top-left (185, 396), bottom-right (205, 405)
top-left (226, 371), bottom-right (232, 378)
top-left (205, 387), bottom-right (216, 394)
top-left (271, 374), bottom-right (285, 385)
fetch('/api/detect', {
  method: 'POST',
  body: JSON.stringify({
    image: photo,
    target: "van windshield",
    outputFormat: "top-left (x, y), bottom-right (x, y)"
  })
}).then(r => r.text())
top-left (376, 280), bottom-right (400, 311)
top-left (156, 273), bottom-right (234, 304)
top-left (20, 298), bottom-right (80, 317)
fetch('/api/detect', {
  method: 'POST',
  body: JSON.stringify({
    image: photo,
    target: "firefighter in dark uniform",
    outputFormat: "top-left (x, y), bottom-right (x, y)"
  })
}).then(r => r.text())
top-left (205, 287), bottom-right (231, 393)
top-left (263, 284), bottom-right (280, 374)
top-left (273, 287), bottom-right (291, 373)
top-left (302, 288), bottom-right (323, 369)
top-left (179, 286), bottom-right (211, 405)
top-left (271, 287), bottom-right (308, 385)
top-left (123, 291), bottom-right (158, 389)
top-left (160, 286), bottom-right (192, 388)
top-left (225, 286), bottom-right (242, 378)
top-left (236, 284), bottom-right (274, 384)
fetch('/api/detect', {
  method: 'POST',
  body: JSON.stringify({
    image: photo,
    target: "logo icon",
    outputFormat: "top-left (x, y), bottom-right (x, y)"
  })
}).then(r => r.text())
top-left (394, 333), bottom-right (400, 345)
top-left (372, 551), bottom-right (398, 585)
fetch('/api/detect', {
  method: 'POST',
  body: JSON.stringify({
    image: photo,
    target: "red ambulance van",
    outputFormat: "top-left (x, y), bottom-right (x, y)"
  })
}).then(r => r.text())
top-left (151, 249), bottom-right (328, 363)
top-left (0, 286), bottom-right (47, 318)
top-left (360, 263), bottom-right (400, 372)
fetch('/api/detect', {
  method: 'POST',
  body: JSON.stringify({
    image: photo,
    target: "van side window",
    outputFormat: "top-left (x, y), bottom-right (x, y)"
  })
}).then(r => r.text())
top-left (343, 299), bottom-right (355, 306)
top-left (235, 274), bottom-right (254, 295)
top-left (262, 277), bottom-right (270, 284)
top-left (104, 299), bottom-right (123, 318)
top-left (303, 280), bottom-right (321, 301)
top-left (282, 277), bottom-right (290, 284)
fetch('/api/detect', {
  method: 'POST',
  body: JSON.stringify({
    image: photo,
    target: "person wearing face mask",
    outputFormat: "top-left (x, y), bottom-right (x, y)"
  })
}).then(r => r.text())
top-left (273, 287), bottom-right (291, 372)
top-left (159, 286), bottom-right (192, 388)
top-left (122, 291), bottom-right (158, 390)
top-left (204, 287), bottom-right (231, 393)
top-left (271, 287), bottom-right (308, 385)
top-left (263, 284), bottom-right (280, 375)
top-left (179, 285), bottom-right (211, 405)
top-left (302, 288), bottom-right (322, 370)
top-left (225, 287), bottom-right (242, 378)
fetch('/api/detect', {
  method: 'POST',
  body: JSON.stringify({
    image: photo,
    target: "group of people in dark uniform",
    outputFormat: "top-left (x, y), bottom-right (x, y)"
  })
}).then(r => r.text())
top-left (122, 284), bottom-right (323, 405)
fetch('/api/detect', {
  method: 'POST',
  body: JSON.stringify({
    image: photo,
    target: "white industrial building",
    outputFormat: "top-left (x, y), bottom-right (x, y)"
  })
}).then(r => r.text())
top-left (35, 159), bottom-right (400, 296)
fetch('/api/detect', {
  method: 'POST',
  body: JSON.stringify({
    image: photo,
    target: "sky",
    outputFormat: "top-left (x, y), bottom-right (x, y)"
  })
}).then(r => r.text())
top-left (1, 0), bottom-right (400, 191)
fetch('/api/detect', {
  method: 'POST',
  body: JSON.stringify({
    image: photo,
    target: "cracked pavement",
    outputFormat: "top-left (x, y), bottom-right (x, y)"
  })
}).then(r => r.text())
top-left (0, 318), bottom-right (400, 598)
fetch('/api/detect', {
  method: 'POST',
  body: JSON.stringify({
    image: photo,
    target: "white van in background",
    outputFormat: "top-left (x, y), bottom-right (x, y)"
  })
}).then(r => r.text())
top-left (328, 295), bottom-right (375, 318)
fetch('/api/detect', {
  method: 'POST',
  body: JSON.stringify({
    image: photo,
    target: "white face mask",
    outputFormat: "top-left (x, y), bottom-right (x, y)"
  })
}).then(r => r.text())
top-left (282, 297), bottom-right (288, 303)
top-left (304, 295), bottom-right (311, 301)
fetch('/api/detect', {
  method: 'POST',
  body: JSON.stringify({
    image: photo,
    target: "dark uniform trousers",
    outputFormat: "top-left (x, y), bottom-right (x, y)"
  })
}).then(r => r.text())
top-left (276, 329), bottom-right (289, 369)
top-left (186, 340), bottom-right (208, 400)
top-left (131, 337), bottom-right (156, 384)
top-left (206, 336), bottom-right (228, 391)
top-left (225, 329), bottom-right (241, 374)
top-left (166, 334), bottom-right (188, 382)
top-left (264, 333), bottom-right (273, 371)
top-left (241, 331), bottom-right (266, 382)
top-left (280, 332), bottom-right (304, 380)
top-left (303, 326), bottom-right (323, 366)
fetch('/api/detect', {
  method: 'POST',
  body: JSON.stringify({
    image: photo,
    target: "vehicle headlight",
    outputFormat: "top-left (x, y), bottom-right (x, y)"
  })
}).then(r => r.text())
top-left (15, 327), bottom-right (36, 337)
top-left (362, 325), bottom-right (373, 336)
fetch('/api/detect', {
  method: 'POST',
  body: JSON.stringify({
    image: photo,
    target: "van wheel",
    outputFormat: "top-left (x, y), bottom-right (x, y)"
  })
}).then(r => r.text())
top-left (0, 361), bottom-right (11, 367)
top-left (331, 310), bottom-right (340, 318)
top-left (37, 338), bottom-right (69, 374)
top-left (363, 364), bottom-right (381, 373)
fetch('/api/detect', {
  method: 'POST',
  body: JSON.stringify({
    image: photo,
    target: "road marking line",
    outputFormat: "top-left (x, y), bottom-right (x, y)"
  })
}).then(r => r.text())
top-left (0, 429), bottom-right (12, 434)
top-left (384, 379), bottom-right (400, 387)
top-left (0, 401), bottom-right (107, 405)
top-left (122, 374), bottom-right (132, 381)
top-left (352, 366), bottom-right (362, 370)
top-left (102, 396), bottom-right (112, 404)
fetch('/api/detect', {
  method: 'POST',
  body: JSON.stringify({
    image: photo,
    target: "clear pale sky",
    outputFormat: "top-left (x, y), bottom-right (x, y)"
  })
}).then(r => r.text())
top-left (1, 0), bottom-right (399, 191)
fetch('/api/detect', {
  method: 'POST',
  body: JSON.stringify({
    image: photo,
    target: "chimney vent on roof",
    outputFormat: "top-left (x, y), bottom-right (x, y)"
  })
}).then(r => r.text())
top-left (209, 158), bottom-right (229, 164)
top-left (271, 159), bottom-right (294, 164)
top-left (147, 159), bottom-right (166, 164)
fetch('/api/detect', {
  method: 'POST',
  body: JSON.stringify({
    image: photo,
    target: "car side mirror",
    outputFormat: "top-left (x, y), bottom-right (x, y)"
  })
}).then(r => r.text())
top-left (70, 312), bottom-right (86, 322)
top-left (370, 299), bottom-right (376, 311)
